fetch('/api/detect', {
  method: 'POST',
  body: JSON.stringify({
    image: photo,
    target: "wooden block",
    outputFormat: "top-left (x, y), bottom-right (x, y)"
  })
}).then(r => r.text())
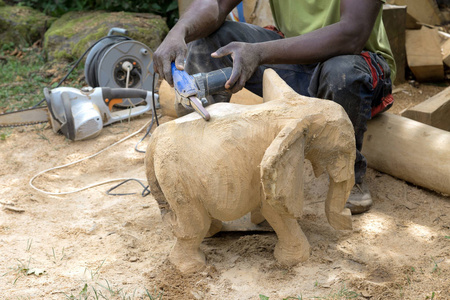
top-left (442, 38), bottom-right (450, 67)
top-left (406, 13), bottom-right (422, 29)
top-left (383, 4), bottom-right (407, 84)
top-left (386, 0), bottom-right (442, 25)
top-left (243, 0), bottom-right (274, 27)
top-left (401, 86), bottom-right (450, 131)
top-left (405, 27), bottom-right (444, 81)
top-left (230, 88), bottom-right (263, 105)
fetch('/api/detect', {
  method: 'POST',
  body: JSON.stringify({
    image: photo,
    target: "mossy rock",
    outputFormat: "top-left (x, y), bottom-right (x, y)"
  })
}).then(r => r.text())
top-left (44, 11), bottom-right (169, 62)
top-left (0, 5), bottom-right (56, 48)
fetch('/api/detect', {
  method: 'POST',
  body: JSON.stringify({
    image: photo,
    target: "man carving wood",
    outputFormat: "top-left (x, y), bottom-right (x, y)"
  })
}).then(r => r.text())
top-left (153, 0), bottom-right (396, 214)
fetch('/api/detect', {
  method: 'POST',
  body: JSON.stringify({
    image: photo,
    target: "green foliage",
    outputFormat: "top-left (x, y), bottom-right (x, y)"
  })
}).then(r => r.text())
top-left (64, 282), bottom-right (164, 300)
top-left (12, 0), bottom-right (178, 27)
top-left (0, 47), bottom-right (84, 112)
top-left (259, 295), bottom-right (303, 300)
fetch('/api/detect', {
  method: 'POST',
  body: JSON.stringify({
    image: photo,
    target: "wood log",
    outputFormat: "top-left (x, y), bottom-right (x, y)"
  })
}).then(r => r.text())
top-left (158, 80), bottom-right (177, 118)
top-left (362, 113), bottom-right (450, 195)
top-left (405, 27), bottom-right (444, 81)
top-left (401, 86), bottom-right (450, 131)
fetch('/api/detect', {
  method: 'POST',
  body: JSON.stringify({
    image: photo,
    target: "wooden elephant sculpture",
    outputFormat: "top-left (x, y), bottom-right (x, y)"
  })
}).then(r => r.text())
top-left (145, 69), bottom-right (355, 273)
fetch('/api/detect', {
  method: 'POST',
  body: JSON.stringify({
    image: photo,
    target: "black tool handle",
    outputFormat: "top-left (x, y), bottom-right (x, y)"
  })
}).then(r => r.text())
top-left (102, 88), bottom-right (148, 100)
top-left (204, 67), bottom-right (232, 96)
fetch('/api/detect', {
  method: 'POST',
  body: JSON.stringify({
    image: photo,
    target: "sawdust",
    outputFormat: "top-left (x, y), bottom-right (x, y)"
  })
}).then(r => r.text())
top-left (0, 84), bottom-right (449, 299)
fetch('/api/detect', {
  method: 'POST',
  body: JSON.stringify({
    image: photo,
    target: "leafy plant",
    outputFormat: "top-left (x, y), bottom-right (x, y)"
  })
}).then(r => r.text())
top-left (425, 291), bottom-right (436, 300)
top-left (13, 0), bottom-right (179, 27)
top-left (0, 128), bottom-right (12, 140)
top-left (312, 285), bottom-right (359, 300)
top-left (64, 282), bottom-right (164, 300)
top-left (0, 47), bottom-right (84, 112)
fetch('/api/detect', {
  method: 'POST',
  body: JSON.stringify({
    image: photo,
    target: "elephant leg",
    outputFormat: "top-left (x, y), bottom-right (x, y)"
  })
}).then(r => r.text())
top-left (205, 218), bottom-right (223, 238)
top-left (166, 198), bottom-right (211, 274)
top-left (325, 179), bottom-right (353, 230)
top-left (251, 209), bottom-right (266, 225)
top-left (261, 200), bottom-right (310, 266)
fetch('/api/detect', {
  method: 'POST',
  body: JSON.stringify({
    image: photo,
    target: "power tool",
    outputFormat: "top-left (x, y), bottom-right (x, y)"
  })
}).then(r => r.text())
top-left (44, 87), bottom-right (157, 141)
top-left (171, 62), bottom-right (232, 120)
top-left (0, 87), bottom-right (157, 141)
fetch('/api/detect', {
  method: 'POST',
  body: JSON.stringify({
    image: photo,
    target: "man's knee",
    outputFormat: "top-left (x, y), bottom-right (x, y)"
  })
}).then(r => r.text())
top-left (318, 55), bottom-right (371, 93)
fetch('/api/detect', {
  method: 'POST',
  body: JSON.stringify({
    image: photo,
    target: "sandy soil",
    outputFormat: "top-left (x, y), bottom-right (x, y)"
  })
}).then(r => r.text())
top-left (0, 82), bottom-right (449, 300)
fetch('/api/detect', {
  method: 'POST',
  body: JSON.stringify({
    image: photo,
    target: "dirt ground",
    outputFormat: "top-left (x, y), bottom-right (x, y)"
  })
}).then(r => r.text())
top-left (0, 81), bottom-right (449, 300)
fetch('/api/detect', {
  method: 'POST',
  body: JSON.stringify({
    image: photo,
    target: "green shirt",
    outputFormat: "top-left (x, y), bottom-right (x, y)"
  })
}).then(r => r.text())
top-left (269, 0), bottom-right (396, 81)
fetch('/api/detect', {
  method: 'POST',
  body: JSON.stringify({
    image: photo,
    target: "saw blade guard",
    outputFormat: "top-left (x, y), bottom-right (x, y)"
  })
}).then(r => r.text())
top-left (45, 87), bottom-right (103, 141)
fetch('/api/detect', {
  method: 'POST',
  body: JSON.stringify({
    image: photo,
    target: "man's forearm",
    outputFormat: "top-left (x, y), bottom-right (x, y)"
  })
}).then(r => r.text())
top-left (258, 23), bottom-right (364, 65)
top-left (171, 0), bottom-right (239, 43)
top-left (258, 0), bottom-right (381, 66)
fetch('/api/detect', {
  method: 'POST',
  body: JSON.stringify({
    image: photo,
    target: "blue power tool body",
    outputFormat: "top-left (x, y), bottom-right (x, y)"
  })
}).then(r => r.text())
top-left (171, 62), bottom-right (232, 121)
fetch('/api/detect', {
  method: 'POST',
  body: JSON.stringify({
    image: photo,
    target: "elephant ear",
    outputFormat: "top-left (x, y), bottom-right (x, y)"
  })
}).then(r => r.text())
top-left (260, 116), bottom-right (319, 218)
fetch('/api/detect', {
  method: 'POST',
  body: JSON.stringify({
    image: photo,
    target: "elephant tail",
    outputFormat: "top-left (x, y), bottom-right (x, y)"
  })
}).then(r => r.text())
top-left (145, 136), bottom-right (170, 216)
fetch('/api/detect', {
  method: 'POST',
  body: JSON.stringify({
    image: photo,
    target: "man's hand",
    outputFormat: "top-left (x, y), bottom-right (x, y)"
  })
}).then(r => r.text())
top-left (212, 42), bottom-right (261, 93)
top-left (153, 31), bottom-right (188, 86)
top-left (152, 0), bottom-right (239, 86)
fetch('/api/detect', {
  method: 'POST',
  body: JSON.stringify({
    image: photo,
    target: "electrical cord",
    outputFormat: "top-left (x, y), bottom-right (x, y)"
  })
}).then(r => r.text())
top-left (29, 119), bottom-right (152, 196)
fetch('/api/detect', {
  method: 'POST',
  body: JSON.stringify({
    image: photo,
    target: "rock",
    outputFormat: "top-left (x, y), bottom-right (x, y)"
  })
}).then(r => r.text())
top-left (44, 11), bottom-right (169, 62)
top-left (0, 5), bottom-right (55, 48)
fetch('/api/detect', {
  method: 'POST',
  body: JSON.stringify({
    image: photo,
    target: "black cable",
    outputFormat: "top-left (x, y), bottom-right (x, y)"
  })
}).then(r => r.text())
top-left (106, 179), bottom-right (151, 197)
top-left (134, 117), bottom-right (154, 153)
top-left (128, 71), bottom-right (161, 193)
top-left (134, 70), bottom-right (160, 153)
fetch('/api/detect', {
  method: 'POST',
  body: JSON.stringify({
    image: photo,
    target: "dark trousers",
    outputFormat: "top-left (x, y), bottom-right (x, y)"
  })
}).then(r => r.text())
top-left (185, 21), bottom-right (393, 184)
